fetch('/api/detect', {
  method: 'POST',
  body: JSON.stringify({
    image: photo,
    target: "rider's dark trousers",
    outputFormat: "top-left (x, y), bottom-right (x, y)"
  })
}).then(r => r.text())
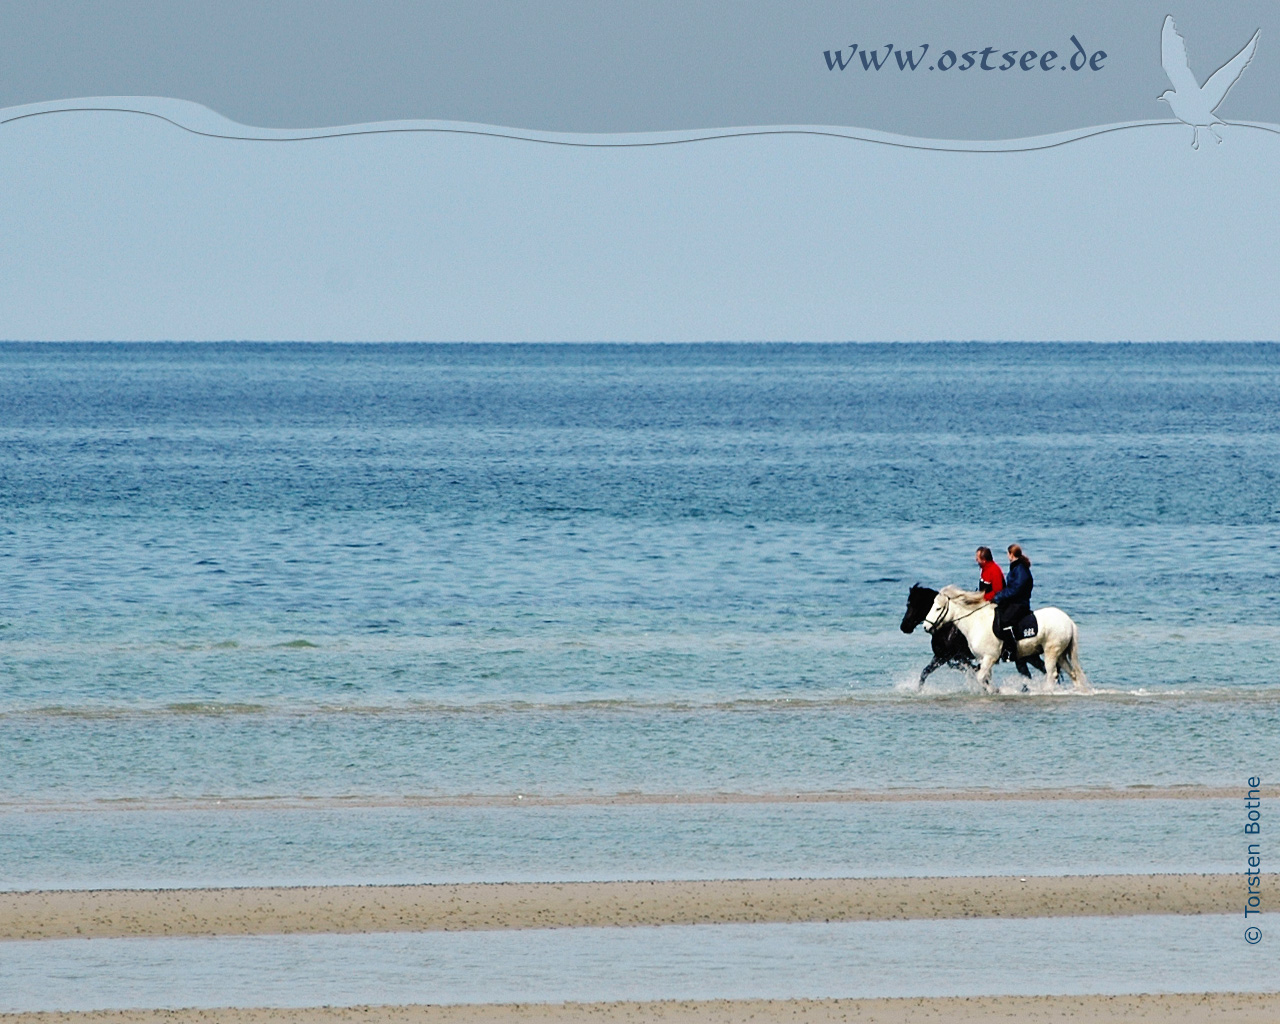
top-left (993, 602), bottom-right (1030, 644)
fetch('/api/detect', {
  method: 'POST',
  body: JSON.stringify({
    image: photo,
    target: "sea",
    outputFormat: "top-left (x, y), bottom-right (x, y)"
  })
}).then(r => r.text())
top-left (0, 341), bottom-right (1276, 893)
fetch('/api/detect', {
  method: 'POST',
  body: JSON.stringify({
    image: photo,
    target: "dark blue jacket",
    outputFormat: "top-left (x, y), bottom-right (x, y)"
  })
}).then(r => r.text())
top-left (993, 563), bottom-right (1033, 606)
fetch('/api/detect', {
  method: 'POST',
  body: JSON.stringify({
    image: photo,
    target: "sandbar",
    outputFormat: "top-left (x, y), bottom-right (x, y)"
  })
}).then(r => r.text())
top-left (0, 873), bottom-right (1266, 940)
top-left (6, 994), bottom-right (1280, 1024)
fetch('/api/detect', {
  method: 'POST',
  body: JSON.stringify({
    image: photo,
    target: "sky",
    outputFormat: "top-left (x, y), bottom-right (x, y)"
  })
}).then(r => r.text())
top-left (1, 1), bottom-right (1276, 137)
top-left (0, 2), bottom-right (1276, 341)
top-left (2, 107), bottom-right (1275, 342)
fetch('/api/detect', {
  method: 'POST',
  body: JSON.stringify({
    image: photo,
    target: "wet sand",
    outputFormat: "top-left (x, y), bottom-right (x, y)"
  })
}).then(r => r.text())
top-left (1, 873), bottom-right (1264, 940)
top-left (5, 994), bottom-right (1280, 1024)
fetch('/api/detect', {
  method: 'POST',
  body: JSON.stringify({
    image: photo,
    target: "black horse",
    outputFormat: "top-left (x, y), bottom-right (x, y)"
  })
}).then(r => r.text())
top-left (900, 584), bottom-right (1043, 686)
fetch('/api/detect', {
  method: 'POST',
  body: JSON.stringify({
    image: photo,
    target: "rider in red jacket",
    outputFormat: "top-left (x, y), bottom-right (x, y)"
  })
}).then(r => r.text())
top-left (975, 547), bottom-right (1004, 601)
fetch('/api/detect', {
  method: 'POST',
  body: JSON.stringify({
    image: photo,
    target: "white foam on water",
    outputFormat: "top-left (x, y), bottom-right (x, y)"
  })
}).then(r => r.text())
top-left (894, 669), bottom-right (981, 697)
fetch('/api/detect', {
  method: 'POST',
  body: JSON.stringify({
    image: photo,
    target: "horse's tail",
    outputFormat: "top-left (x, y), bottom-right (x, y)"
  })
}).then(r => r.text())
top-left (1063, 620), bottom-right (1091, 691)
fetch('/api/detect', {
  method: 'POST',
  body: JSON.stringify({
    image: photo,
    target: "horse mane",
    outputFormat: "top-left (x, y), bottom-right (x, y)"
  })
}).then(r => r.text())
top-left (939, 584), bottom-right (987, 607)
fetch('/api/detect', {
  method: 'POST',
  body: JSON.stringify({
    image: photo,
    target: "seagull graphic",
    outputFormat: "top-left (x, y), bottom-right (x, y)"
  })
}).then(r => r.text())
top-left (1159, 15), bottom-right (1259, 149)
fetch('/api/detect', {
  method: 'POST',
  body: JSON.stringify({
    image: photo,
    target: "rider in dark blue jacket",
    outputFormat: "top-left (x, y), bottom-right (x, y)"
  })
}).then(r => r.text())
top-left (991, 544), bottom-right (1033, 659)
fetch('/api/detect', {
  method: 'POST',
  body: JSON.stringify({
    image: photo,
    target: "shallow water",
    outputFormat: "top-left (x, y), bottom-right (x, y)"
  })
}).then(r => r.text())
top-left (0, 342), bottom-right (1275, 884)
top-left (0, 798), bottom-right (1242, 890)
top-left (2, 697), bottom-right (1275, 807)
top-left (0, 915), bottom-right (1274, 1011)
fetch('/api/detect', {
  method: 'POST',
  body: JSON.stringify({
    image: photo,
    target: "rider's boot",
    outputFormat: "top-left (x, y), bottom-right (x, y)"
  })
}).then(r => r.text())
top-left (1000, 632), bottom-right (1019, 664)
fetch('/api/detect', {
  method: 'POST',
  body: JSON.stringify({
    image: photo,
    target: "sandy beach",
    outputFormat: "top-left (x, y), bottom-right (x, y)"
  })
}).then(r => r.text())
top-left (4, 994), bottom-right (1280, 1024)
top-left (0, 873), bottom-right (1264, 940)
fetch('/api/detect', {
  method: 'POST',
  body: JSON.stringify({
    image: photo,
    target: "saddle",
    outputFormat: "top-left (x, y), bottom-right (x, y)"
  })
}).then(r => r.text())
top-left (1013, 611), bottom-right (1038, 640)
top-left (1000, 610), bottom-right (1043, 679)
top-left (997, 609), bottom-right (1038, 643)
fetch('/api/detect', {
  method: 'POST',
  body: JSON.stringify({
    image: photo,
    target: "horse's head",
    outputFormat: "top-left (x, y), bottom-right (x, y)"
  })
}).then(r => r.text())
top-left (921, 592), bottom-right (952, 634)
top-left (900, 584), bottom-right (939, 633)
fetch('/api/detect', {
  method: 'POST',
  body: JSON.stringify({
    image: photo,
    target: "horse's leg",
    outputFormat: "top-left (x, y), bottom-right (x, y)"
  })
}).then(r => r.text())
top-left (975, 654), bottom-right (998, 692)
top-left (1065, 631), bottom-right (1090, 692)
top-left (1042, 647), bottom-right (1060, 689)
top-left (920, 629), bottom-right (952, 687)
top-left (919, 655), bottom-right (944, 687)
top-left (1012, 643), bottom-right (1031, 692)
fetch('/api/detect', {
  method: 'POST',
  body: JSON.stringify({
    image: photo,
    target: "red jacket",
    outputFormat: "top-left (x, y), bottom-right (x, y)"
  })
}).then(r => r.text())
top-left (979, 561), bottom-right (1004, 601)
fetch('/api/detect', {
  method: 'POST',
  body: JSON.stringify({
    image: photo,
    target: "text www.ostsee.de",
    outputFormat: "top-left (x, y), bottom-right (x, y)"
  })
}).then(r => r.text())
top-left (823, 36), bottom-right (1107, 73)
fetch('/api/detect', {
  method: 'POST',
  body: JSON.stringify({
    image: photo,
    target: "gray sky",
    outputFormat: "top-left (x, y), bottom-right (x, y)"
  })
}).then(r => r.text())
top-left (1, 1), bottom-right (1277, 137)
top-left (2, 110), bottom-right (1277, 341)
top-left (3, 2), bottom-right (1279, 342)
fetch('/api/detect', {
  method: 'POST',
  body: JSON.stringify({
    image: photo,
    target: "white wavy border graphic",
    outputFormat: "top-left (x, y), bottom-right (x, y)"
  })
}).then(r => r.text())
top-left (4, 96), bottom-right (1280, 152)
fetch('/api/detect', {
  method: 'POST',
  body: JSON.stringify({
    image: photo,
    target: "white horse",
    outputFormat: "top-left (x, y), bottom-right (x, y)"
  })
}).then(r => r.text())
top-left (922, 585), bottom-right (1090, 693)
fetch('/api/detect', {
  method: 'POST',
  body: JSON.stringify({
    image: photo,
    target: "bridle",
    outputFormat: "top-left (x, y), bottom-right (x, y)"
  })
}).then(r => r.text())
top-left (922, 593), bottom-right (989, 633)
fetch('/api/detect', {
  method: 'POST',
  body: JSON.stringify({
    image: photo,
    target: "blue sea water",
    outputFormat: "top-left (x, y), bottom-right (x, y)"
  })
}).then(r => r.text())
top-left (1, 915), bottom-right (1274, 1010)
top-left (0, 799), bottom-right (1245, 891)
top-left (0, 342), bottom-right (1276, 886)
